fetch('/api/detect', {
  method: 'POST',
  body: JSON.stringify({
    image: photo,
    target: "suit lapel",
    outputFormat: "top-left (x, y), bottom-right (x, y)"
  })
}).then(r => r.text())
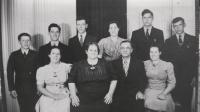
top-left (74, 35), bottom-right (82, 47)
top-left (18, 50), bottom-right (24, 58)
top-left (182, 34), bottom-right (189, 46)
top-left (24, 49), bottom-right (33, 60)
top-left (118, 58), bottom-right (126, 77)
top-left (141, 28), bottom-right (146, 40)
top-left (171, 35), bottom-right (179, 47)
top-left (126, 57), bottom-right (134, 77)
top-left (83, 34), bottom-right (89, 46)
top-left (120, 57), bottom-right (133, 77)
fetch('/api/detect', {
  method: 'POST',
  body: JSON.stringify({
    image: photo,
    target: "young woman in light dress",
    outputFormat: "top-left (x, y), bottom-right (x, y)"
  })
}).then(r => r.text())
top-left (144, 45), bottom-right (176, 112)
top-left (35, 47), bottom-right (71, 112)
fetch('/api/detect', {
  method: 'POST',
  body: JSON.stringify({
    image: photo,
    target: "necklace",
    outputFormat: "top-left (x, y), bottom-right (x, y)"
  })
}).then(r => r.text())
top-left (90, 64), bottom-right (96, 70)
top-left (87, 59), bottom-right (98, 70)
top-left (151, 60), bottom-right (160, 67)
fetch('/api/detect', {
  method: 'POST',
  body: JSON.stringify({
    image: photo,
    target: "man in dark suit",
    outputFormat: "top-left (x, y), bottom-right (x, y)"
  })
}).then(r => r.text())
top-left (38, 23), bottom-right (71, 66)
top-left (131, 9), bottom-right (164, 61)
top-left (111, 40), bottom-right (147, 112)
top-left (69, 17), bottom-right (98, 63)
top-left (163, 17), bottom-right (198, 112)
top-left (7, 33), bottom-right (38, 112)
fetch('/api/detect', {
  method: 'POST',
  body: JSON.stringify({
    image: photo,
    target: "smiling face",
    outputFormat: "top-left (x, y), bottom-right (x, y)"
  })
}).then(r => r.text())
top-left (49, 48), bottom-right (61, 64)
top-left (149, 46), bottom-right (161, 61)
top-left (142, 13), bottom-right (153, 27)
top-left (19, 36), bottom-right (31, 50)
top-left (49, 27), bottom-right (60, 41)
top-left (86, 44), bottom-right (99, 60)
top-left (120, 42), bottom-right (133, 58)
top-left (76, 20), bottom-right (88, 34)
top-left (173, 20), bottom-right (185, 35)
top-left (109, 23), bottom-right (119, 37)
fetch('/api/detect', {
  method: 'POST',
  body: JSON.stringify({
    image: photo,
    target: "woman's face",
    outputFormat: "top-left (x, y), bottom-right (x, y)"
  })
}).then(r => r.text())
top-left (86, 44), bottom-right (98, 59)
top-left (49, 48), bottom-right (61, 63)
top-left (150, 47), bottom-right (161, 61)
top-left (109, 23), bottom-right (119, 37)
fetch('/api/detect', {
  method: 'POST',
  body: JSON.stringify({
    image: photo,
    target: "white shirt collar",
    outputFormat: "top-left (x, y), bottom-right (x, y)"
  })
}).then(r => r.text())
top-left (176, 33), bottom-right (185, 40)
top-left (51, 41), bottom-right (59, 46)
top-left (122, 57), bottom-right (131, 64)
top-left (21, 49), bottom-right (29, 55)
top-left (143, 26), bottom-right (152, 34)
top-left (78, 32), bottom-right (87, 41)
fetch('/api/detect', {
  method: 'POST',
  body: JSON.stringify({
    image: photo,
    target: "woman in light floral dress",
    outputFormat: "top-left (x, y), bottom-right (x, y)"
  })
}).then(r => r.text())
top-left (98, 21), bottom-right (125, 61)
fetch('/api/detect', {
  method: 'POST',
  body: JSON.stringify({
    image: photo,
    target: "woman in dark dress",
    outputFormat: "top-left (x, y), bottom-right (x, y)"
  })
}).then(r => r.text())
top-left (68, 42), bottom-right (117, 112)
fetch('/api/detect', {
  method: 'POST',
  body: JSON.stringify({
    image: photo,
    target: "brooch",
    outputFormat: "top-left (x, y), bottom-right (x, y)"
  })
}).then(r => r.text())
top-left (53, 72), bottom-right (57, 77)
top-left (90, 65), bottom-right (96, 70)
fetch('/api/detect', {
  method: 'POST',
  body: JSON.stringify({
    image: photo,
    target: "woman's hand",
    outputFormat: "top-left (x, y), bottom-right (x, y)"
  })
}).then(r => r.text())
top-left (10, 90), bottom-right (17, 98)
top-left (104, 93), bottom-right (113, 104)
top-left (70, 94), bottom-right (80, 107)
top-left (136, 91), bottom-right (144, 100)
top-left (157, 93), bottom-right (167, 100)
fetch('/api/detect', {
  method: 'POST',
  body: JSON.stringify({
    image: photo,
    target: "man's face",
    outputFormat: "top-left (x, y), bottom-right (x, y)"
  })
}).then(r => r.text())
top-left (142, 13), bottom-right (153, 27)
top-left (173, 20), bottom-right (185, 34)
top-left (76, 20), bottom-right (88, 34)
top-left (49, 27), bottom-right (60, 41)
top-left (19, 36), bottom-right (31, 49)
top-left (120, 42), bottom-right (133, 57)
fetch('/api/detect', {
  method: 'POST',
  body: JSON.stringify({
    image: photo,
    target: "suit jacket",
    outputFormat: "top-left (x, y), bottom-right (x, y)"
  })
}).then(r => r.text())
top-left (38, 42), bottom-right (71, 67)
top-left (112, 56), bottom-right (147, 99)
top-left (131, 27), bottom-right (164, 61)
top-left (111, 56), bottom-right (147, 112)
top-left (163, 33), bottom-right (198, 85)
top-left (7, 49), bottom-right (38, 94)
top-left (69, 34), bottom-right (98, 63)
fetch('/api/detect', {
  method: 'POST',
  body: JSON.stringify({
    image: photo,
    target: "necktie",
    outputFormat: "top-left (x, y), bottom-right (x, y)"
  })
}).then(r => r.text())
top-left (123, 59), bottom-right (128, 76)
top-left (178, 35), bottom-right (183, 45)
top-left (146, 29), bottom-right (150, 39)
top-left (23, 52), bottom-right (26, 57)
top-left (80, 35), bottom-right (84, 46)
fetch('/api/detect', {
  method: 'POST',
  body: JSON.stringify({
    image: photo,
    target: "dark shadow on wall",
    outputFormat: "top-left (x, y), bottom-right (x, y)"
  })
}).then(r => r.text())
top-left (32, 34), bottom-right (44, 51)
top-left (77, 0), bottom-right (127, 40)
top-left (60, 23), bottom-right (71, 45)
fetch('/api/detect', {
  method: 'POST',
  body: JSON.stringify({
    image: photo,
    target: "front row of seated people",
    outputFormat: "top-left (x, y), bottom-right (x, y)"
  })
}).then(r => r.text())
top-left (36, 42), bottom-right (176, 112)
top-left (7, 9), bottom-right (198, 112)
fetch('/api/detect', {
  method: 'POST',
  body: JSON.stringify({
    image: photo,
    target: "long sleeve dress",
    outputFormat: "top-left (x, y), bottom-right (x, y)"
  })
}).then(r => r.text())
top-left (68, 59), bottom-right (117, 112)
top-left (144, 60), bottom-right (176, 112)
top-left (35, 62), bottom-right (71, 112)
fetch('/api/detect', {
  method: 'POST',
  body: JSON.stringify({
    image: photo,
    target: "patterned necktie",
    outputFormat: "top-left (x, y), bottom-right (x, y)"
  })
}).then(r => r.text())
top-left (178, 35), bottom-right (183, 46)
top-left (146, 29), bottom-right (150, 39)
top-left (80, 35), bottom-right (84, 46)
top-left (123, 59), bottom-right (128, 76)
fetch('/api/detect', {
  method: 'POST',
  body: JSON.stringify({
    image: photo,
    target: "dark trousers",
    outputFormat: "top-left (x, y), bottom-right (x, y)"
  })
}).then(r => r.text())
top-left (111, 96), bottom-right (145, 112)
top-left (17, 92), bottom-right (37, 112)
top-left (173, 85), bottom-right (193, 112)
